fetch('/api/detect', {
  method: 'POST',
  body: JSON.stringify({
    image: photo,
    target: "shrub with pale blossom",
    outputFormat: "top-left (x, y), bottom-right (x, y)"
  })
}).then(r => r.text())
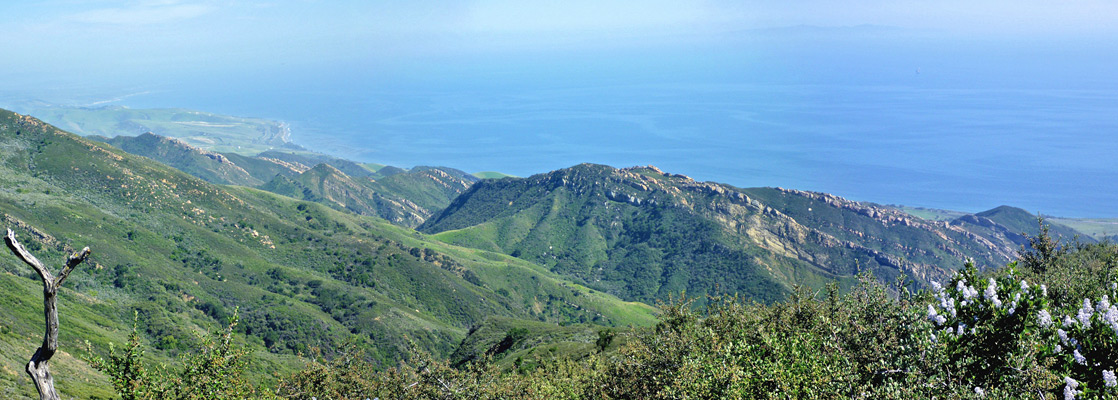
top-left (1038, 285), bottom-right (1118, 399)
top-left (926, 262), bottom-right (1049, 391)
top-left (923, 258), bottom-right (1118, 398)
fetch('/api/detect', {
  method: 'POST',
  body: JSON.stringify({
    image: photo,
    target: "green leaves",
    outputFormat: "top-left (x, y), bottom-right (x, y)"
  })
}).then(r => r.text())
top-left (85, 310), bottom-right (265, 400)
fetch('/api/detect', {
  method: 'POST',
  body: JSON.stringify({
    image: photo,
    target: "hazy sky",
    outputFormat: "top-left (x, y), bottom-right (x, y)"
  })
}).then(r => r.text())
top-left (3, 0), bottom-right (1117, 91)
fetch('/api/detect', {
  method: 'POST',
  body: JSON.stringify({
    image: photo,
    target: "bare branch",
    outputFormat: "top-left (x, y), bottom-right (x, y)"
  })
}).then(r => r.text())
top-left (4, 229), bottom-right (51, 284)
top-left (54, 247), bottom-right (90, 287)
top-left (4, 227), bottom-right (90, 400)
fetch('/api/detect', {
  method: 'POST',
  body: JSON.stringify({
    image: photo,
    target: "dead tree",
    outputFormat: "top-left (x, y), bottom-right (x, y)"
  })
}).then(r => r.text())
top-left (4, 228), bottom-right (90, 400)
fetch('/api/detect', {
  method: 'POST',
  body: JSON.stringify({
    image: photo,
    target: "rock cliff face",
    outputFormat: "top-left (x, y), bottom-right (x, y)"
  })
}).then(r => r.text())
top-left (421, 163), bottom-right (1042, 303)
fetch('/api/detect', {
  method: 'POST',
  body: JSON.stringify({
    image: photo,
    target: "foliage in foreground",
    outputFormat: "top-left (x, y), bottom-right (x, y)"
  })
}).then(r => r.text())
top-left (85, 311), bottom-right (268, 400)
top-left (90, 233), bottom-right (1118, 399)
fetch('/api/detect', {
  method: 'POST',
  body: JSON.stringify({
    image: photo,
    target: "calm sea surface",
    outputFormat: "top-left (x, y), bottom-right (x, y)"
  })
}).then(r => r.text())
top-left (11, 37), bottom-right (1118, 217)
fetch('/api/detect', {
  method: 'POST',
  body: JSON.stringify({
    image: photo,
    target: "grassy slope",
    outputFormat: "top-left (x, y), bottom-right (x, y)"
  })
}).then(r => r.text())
top-left (98, 133), bottom-right (264, 187)
top-left (421, 165), bottom-right (857, 305)
top-left (258, 164), bottom-right (475, 228)
top-left (254, 150), bottom-right (375, 178)
top-left (421, 164), bottom-right (1073, 307)
top-left (448, 316), bottom-right (623, 372)
top-left (893, 205), bottom-right (969, 221)
top-left (473, 172), bottom-right (517, 179)
top-left (961, 205), bottom-right (1090, 247)
top-left (0, 109), bottom-right (654, 398)
top-left (1047, 217), bottom-right (1118, 241)
top-left (86, 131), bottom-right (479, 228)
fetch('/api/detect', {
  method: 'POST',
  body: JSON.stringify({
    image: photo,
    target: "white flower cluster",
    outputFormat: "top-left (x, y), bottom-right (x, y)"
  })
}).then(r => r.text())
top-left (928, 281), bottom-right (956, 325)
top-left (957, 279), bottom-right (979, 305)
top-left (1046, 289), bottom-right (1118, 392)
top-left (1077, 299), bottom-right (1094, 329)
top-left (984, 278), bottom-right (1003, 309)
top-left (1038, 310), bottom-right (1053, 328)
top-left (1098, 295), bottom-right (1118, 336)
top-left (1008, 281), bottom-right (1026, 314)
top-left (930, 272), bottom-right (1117, 395)
top-left (927, 304), bottom-right (947, 326)
top-left (927, 275), bottom-right (1024, 338)
top-left (1057, 329), bottom-right (1077, 347)
top-left (1064, 376), bottom-right (1079, 400)
top-left (1063, 315), bottom-right (1076, 328)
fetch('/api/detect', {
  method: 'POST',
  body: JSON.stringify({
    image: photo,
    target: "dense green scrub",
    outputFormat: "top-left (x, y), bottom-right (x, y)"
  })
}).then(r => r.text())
top-left (0, 109), bottom-right (655, 398)
top-left (84, 232), bottom-right (1118, 399)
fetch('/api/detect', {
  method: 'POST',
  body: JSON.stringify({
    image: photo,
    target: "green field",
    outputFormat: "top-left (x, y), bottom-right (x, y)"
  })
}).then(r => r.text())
top-left (1047, 217), bottom-right (1118, 241)
top-left (473, 171), bottom-right (517, 179)
top-left (892, 205), bottom-right (969, 221)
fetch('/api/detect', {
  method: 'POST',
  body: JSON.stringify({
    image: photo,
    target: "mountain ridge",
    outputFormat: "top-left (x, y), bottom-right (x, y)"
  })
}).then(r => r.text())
top-left (421, 163), bottom-right (1083, 304)
top-left (0, 109), bottom-right (656, 397)
top-left (92, 132), bottom-right (480, 227)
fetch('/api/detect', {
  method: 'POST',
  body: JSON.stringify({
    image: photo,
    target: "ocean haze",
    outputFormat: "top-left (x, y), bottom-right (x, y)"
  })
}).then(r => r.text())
top-left (1, 11), bottom-right (1115, 217)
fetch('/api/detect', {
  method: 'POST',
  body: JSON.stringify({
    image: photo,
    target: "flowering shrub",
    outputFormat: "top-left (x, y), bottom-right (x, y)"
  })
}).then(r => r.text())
top-left (926, 262), bottom-right (1051, 391)
top-left (1039, 284), bottom-right (1118, 398)
top-left (928, 261), bottom-right (1118, 399)
top-left (82, 231), bottom-right (1118, 399)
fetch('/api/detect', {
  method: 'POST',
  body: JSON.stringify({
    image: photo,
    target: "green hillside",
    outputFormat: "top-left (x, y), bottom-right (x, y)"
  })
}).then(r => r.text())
top-left (253, 150), bottom-right (378, 179)
top-left (1047, 217), bottom-right (1118, 242)
top-left (0, 109), bottom-right (655, 398)
top-left (420, 164), bottom-right (1047, 305)
top-left (97, 132), bottom-right (264, 187)
top-left (93, 132), bottom-right (481, 228)
top-left (258, 163), bottom-right (478, 228)
top-left (473, 171), bottom-right (517, 179)
top-left (957, 205), bottom-right (1089, 246)
top-left (366, 167), bottom-right (478, 216)
top-left (449, 316), bottom-right (622, 372)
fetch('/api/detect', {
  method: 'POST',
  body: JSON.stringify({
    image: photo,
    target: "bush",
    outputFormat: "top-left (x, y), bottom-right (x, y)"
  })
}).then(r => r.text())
top-left (80, 229), bottom-right (1118, 399)
top-left (85, 310), bottom-right (269, 400)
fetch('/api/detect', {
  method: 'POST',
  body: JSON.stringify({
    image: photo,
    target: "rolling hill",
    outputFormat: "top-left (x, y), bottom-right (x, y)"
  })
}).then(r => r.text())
top-left (93, 132), bottom-right (479, 228)
top-left (419, 164), bottom-right (1076, 304)
top-left (0, 109), bottom-right (655, 398)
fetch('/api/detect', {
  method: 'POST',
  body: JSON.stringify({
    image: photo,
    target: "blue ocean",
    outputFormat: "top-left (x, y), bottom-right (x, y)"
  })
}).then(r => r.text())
top-left (13, 35), bottom-right (1118, 217)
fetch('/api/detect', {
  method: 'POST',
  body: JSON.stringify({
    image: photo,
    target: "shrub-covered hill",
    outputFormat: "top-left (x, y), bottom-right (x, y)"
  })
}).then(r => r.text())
top-left (95, 133), bottom-right (479, 228)
top-left (0, 109), bottom-right (655, 398)
top-left (260, 163), bottom-right (477, 228)
top-left (448, 316), bottom-right (623, 372)
top-left (419, 163), bottom-right (1066, 305)
top-left (950, 205), bottom-right (1090, 248)
top-left (100, 132), bottom-right (265, 187)
top-left (278, 236), bottom-right (1118, 399)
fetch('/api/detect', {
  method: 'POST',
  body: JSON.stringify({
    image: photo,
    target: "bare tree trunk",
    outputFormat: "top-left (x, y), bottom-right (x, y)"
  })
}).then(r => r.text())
top-left (4, 228), bottom-right (90, 400)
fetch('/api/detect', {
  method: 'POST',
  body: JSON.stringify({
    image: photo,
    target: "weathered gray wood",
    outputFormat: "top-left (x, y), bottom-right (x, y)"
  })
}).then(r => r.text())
top-left (5, 228), bottom-right (90, 400)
